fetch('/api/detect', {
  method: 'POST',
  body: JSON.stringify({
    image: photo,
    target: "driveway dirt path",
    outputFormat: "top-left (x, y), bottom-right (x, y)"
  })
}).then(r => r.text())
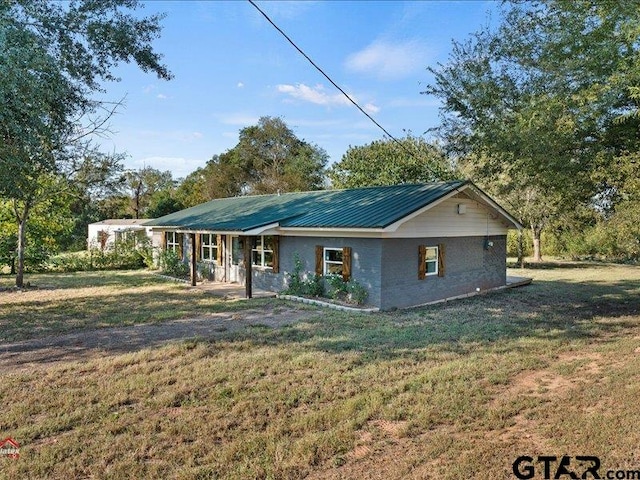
top-left (0, 306), bottom-right (318, 373)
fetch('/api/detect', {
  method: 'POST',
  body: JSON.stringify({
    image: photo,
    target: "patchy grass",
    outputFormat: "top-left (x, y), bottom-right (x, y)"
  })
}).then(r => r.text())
top-left (1, 263), bottom-right (640, 479)
top-left (0, 270), bottom-right (273, 342)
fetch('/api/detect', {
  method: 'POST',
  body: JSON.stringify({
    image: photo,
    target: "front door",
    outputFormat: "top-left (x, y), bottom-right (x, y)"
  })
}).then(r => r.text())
top-left (228, 235), bottom-right (241, 283)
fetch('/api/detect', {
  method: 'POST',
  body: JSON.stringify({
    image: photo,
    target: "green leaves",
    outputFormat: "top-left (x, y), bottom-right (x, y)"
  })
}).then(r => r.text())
top-left (328, 135), bottom-right (457, 189)
top-left (425, 0), bottom-right (640, 260)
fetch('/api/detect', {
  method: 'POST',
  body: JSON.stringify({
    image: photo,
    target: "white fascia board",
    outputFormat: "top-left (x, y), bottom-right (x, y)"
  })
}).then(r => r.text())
top-left (277, 227), bottom-right (385, 238)
top-left (242, 223), bottom-right (280, 236)
top-left (155, 222), bottom-right (281, 236)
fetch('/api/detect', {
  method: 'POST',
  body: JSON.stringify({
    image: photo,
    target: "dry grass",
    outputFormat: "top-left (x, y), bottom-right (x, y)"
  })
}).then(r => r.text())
top-left (1, 262), bottom-right (639, 479)
top-left (0, 271), bottom-right (274, 342)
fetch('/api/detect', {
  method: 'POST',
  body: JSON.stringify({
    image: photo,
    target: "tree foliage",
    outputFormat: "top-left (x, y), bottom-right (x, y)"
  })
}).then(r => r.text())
top-left (425, 0), bottom-right (640, 261)
top-left (0, 0), bottom-right (171, 285)
top-left (176, 117), bottom-right (328, 206)
top-left (328, 134), bottom-right (457, 189)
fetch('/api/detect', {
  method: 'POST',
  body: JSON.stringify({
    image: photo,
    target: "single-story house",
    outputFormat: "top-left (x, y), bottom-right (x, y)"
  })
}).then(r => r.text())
top-left (87, 219), bottom-right (155, 250)
top-left (144, 180), bottom-right (522, 310)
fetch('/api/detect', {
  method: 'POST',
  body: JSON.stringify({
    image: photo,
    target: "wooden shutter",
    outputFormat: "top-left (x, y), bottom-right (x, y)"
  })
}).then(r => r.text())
top-left (418, 245), bottom-right (426, 280)
top-left (178, 233), bottom-right (184, 260)
top-left (438, 243), bottom-right (445, 277)
top-left (195, 234), bottom-right (202, 261)
top-left (315, 245), bottom-right (323, 275)
top-left (160, 231), bottom-right (166, 251)
top-left (272, 236), bottom-right (280, 273)
top-left (216, 235), bottom-right (223, 264)
top-left (342, 246), bottom-right (352, 282)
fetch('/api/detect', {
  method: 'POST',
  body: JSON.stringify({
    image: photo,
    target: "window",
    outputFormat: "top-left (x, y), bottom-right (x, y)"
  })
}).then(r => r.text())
top-left (200, 233), bottom-right (218, 263)
top-left (316, 245), bottom-right (351, 281)
top-left (419, 244), bottom-right (444, 280)
top-left (323, 247), bottom-right (344, 276)
top-left (251, 236), bottom-right (274, 268)
top-left (425, 246), bottom-right (438, 276)
top-left (166, 231), bottom-right (180, 252)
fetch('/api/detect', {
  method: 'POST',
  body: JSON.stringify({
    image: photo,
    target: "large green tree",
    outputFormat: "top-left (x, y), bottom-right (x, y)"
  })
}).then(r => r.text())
top-left (328, 134), bottom-right (457, 189)
top-left (176, 117), bottom-right (328, 205)
top-left (425, 0), bottom-right (640, 261)
top-left (0, 0), bottom-right (171, 286)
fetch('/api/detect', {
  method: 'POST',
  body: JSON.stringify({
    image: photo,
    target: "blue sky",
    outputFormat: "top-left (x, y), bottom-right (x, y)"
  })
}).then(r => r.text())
top-left (98, 1), bottom-right (498, 179)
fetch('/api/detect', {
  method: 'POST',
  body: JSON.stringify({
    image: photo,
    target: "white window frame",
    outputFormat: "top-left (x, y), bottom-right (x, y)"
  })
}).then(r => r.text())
top-left (251, 236), bottom-right (274, 269)
top-left (425, 246), bottom-right (439, 276)
top-left (200, 233), bottom-right (218, 263)
top-left (323, 247), bottom-right (343, 276)
top-left (166, 231), bottom-right (180, 252)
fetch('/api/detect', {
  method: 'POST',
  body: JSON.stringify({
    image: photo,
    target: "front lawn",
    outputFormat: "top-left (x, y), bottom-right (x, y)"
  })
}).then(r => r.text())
top-left (1, 263), bottom-right (639, 479)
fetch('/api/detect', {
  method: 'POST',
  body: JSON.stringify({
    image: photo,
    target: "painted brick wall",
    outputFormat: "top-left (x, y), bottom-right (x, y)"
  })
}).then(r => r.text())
top-left (252, 235), bottom-right (507, 309)
top-left (253, 236), bottom-right (383, 307)
top-left (379, 235), bottom-right (507, 310)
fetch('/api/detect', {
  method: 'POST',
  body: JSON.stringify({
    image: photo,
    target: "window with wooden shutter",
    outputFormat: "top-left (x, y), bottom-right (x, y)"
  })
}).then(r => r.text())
top-left (437, 243), bottom-right (445, 277)
top-left (418, 245), bottom-right (427, 280)
top-left (315, 245), bottom-right (323, 275)
top-left (342, 246), bottom-right (352, 281)
top-left (419, 245), bottom-right (440, 279)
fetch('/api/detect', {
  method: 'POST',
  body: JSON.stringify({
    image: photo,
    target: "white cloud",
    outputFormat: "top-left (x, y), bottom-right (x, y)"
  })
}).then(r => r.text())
top-left (277, 83), bottom-right (351, 107)
top-left (237, 82), bottom-right (244, 88)
top-left (345, 40), bottom-right (432, 80)
top-left (157, 93), bottom-right (168, 100)
top-left (364, 103), bottom-right (380, 114)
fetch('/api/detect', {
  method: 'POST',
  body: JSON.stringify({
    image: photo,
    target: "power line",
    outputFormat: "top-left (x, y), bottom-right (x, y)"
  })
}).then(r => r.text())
top-left (247, 0), bottom-right (445, 180)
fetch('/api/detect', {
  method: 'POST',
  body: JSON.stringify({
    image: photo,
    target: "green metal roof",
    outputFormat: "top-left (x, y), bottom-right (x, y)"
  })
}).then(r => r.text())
top-left (144, 181), bottom-right (473, 232)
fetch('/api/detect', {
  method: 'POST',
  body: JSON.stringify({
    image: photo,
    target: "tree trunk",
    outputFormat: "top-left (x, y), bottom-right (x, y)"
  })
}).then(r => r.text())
top-left (15, 208), bottom-right (29, 288)
top-left (517, 229), bottom-right (525, 268)
top-left (531, 224), bottom-right (543, 262)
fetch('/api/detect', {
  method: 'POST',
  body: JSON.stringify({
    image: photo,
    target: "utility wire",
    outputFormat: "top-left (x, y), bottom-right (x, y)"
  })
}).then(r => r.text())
top-left (248, 0), bottom-right (446, 180)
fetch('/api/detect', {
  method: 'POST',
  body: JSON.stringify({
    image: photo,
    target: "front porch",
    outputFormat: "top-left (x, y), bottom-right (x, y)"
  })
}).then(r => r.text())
top-left (194, 280), bottom-right (277, 300)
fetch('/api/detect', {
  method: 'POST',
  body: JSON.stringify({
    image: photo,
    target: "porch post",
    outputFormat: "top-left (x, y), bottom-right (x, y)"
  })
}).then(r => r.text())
top-left (190, 233), bottom-right (197, 287)
top-left (244, 235), bottom-right (253, 298)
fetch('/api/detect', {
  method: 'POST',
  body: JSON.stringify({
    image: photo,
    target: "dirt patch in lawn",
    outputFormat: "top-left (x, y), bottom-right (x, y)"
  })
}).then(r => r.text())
top-left (0, 305), bottom-right (317, 373)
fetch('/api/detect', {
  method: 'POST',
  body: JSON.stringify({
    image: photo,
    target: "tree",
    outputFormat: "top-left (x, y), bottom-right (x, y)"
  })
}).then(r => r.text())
top-left (176, 117), bottom-right (328, 204)
top-left (328, 134), bottom-right (457, 189)
top-left (424, 0), bottom-right (640, 261)
top-left (0, 0), bottom-right (171, 286)
top-left (122, 167), bottom-right (175, 219)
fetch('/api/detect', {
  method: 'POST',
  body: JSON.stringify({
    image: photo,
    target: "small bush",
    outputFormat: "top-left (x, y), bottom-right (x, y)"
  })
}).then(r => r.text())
top-left (47, 237), bottom-right (153, 273)
top-left (284, 254), bottom-right (325, 297)
top-left (326, 276), bottom-right (368, 306)
top-left (158, 249), bottom-right (189, 278)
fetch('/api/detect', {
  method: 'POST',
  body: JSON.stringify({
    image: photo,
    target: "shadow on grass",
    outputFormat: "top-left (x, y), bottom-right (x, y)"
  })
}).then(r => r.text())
top-left (0, 269), bottom-right (167, 291)
top-left (507, 260), bottom-right (615, 270)
top-left (226, 276), bottom-right (640, 360)
top-left (1, 271), bottom-right (638, 367)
